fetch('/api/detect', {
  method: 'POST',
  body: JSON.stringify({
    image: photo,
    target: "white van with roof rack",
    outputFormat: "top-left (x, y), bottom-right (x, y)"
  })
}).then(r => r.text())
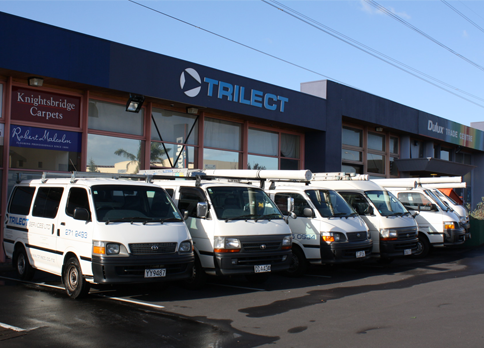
top-left (3, 172), bottom-right (194, 298)
top-left (312, 173), bottom-right (419, 263)
top-left (139, 169), bottom-right (296, 287)
top-left (263, 179), bottom-right (372, 276)
top-left (373, 177), bottom-right (467, 257)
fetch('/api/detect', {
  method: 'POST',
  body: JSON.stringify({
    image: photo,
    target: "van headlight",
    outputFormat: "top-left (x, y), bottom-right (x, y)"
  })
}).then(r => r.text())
top-left (93, 240), bottom-right (127, 256)
top-left (214, 236), bottom-right (241, 253)
top-left (444, 221), bottom-right (456, 230)
top-left (321, 232), bottom-right (347, 243)
top-left (282, 235), bottom-right (292, 250)
top-left (380, 229), bottom-right (398, 241)
top-left (179, 240), bottom-right (193, 253)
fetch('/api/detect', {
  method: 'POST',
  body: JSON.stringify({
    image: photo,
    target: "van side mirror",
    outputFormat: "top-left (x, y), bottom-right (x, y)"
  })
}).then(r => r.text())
top-left (196, 202), bottom-right (208, 219)
top-left (287, 197), bottom-right (295, 214)
top-left (73, 208), bottom-right (90, 221)
top-left (411, 211), bottom-right (419, 218)
top-left (303, 207), bottom-right (314, 218)
top-left (183, 210), bottom-right (189, 220)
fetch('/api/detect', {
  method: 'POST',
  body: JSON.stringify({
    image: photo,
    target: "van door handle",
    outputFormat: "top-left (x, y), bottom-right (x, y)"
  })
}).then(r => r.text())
top-left (61, 222), bottom-right (66, 226)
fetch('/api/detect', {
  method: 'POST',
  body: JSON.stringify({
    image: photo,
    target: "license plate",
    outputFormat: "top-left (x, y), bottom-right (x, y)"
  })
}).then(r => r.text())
top-left (254, 264), bottom-right (271, 273)
top-left (356, 251), bottom-right (366, 258)
top-left (144, 268), bottom-right (166, 278)
top-left (404, 249), bottom-right (412, 256)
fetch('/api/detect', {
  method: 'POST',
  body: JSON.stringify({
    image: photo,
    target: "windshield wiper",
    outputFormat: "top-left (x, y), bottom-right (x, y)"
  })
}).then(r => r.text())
top-left (105, 216), bottom-right (150, 225)
top-left (258, 213), bottom-right (282, 221)
top-left (225, 214), bottom-right (258, 222)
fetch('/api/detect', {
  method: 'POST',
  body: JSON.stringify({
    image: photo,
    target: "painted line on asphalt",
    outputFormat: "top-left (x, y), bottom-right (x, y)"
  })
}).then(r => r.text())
top-left (96, 294), bottom-right (165, 309)
top-left (0, 322), bottom-right (27, 332)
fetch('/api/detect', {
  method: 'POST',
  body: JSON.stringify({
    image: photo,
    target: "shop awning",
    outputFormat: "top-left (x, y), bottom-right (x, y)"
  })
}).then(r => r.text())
top-left (394, 158), bottom-right (475, 177)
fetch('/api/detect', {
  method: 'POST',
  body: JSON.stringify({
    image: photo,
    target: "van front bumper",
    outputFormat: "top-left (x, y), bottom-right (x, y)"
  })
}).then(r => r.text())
top-left (380, 238), bottom-right (419, 258)
top-left (443, 227), bottom-right (466, 246)
top-left (91, 253), bottom-right (194, 284)
top-left (215, 250), bottom-right (292, 276)
top-left (320, 240), bottom-right (373, 263)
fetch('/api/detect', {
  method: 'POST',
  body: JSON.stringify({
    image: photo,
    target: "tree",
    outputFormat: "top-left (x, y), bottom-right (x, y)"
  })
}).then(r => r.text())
top-left (87, 158), bottom-right (99, 173)
top-left (115, 142), bottom-right (170, 173)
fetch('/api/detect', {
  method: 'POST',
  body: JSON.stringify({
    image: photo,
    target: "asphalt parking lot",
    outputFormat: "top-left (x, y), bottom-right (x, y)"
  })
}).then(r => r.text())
top-left (1, 245), bottom-right (484, 348)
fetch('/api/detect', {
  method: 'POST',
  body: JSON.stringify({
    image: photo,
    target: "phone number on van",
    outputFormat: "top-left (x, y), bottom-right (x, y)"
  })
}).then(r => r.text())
top-left (65, 229), bottom-right (88, 239)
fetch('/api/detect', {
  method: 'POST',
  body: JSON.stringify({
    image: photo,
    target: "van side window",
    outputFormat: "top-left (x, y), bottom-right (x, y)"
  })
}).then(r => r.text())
top-left (9, 186), bottom-right (36, 215)
top-left (32, 187), bottom-right (64, 218)
top-left (66, 188), bottom-right (90, 217)
top-left (178, 188), bottom-right (205, 218)
top-left (274, 193), bottom-right (310, 217)
top-left (397, 192), bottom-right (436, 211)
top-left (339, 192), bottom-right (371, 215)
top-left (165, 188), bottom-right (174, 198)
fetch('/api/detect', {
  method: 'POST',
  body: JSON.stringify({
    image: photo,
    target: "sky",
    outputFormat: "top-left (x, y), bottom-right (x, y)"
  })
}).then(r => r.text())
top-left (2, 0), bottom-right (484, 127)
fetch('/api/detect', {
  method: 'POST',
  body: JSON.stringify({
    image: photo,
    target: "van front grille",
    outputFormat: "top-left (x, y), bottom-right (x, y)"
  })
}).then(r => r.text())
top-left (129, 242), bottom-right (177, 254)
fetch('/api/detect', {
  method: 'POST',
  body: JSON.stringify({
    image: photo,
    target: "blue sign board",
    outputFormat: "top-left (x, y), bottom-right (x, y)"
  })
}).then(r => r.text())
top-left (10, 125), bottom-right (82, 152)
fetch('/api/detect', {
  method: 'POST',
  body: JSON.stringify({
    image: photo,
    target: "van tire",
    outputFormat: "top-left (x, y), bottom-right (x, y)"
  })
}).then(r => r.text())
top-left (245, 272), bottom-right (270, 284)
top-left (63, 257), bottom-right (90, 299)
top-left (183, 255), bottom-right (206, 290)
top-left (14, 247), bottom-right (35, 281)
top-left (412, 233), bottom-right (430, 258)
top-left (285, 247), bottom-right (307, 277)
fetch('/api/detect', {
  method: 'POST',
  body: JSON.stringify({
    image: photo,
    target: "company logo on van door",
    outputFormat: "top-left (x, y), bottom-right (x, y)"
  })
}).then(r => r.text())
top-left (180, 68), bottom-right (289, 112)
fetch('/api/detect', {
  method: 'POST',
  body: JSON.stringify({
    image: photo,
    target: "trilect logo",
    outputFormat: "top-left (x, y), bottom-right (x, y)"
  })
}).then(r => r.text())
top-left (180, 68), bottom-right (289, 112)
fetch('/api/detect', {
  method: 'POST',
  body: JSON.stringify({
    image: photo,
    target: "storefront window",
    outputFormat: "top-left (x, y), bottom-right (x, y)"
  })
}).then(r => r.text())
top-left (203, 148), bottom-right (239, 169)
top-left (151, 108), bottom-right (198, 145)
top-left (87, 134), bottom-right (144, 174)
top-left (342, 164), bottom-right (363, 174)
top-left (390, 157), bottom-right (398, 176)
top-left (367, 153), bottom-right (385, 174)
top-left (150, 142), bottom-right (197, 169)
top-left (204, 118), bottom-right (241, 151)
top-left (390, 137), bottom-right (399, 154)
top-left (342, 149), bottom-right (361, 161)
top-left (9, 125), bottom-right (80, 171)
top-left (342, 127), bottom-right (362, 147)
top-left (89, 100), bottom-right (144, 136)
top-left (248, 129), bottom-right (278, 156)
top-left (368, 132), bottom-right (385, 151)
top-left (248, 155), bottom-right (278, 170)
top-left (281, 133), bottom-right (300, 159)
top-left (441, 148), bottom-right (451, 161)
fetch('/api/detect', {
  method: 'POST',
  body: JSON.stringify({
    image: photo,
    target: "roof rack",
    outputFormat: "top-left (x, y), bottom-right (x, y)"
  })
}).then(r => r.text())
top-left (138, 169), bottom-right (313, 188)
top-left (312, 172), bottom-right (369, 181)
top-left (33, 171), bottom-right (154, 184)
top-left (372, 177), bottom-right (462, 189)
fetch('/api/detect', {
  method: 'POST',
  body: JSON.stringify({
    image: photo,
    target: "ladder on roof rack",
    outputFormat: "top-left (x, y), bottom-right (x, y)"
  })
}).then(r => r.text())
top-left (37, 171), bottom-right (154, 184)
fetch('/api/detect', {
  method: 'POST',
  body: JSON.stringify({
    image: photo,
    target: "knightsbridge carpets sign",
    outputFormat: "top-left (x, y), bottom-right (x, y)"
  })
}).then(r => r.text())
top-left (11, 87), bottom-right (80, 127)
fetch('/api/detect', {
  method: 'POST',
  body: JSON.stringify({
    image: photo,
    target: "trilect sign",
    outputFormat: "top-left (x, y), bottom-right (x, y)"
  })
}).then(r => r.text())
top-left (11, 87), bottom-right (80, 127)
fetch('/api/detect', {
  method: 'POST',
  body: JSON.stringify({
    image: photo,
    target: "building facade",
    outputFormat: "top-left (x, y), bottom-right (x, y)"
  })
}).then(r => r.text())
top-left (1, 12), bottom-right (484, 261)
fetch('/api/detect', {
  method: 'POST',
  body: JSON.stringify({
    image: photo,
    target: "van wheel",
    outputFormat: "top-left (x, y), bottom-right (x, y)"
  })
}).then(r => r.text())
top-left (412, 233), bottom-right (430, 258)
top-left (245, 272), bottom-right (270, 284)
top-left (183, 255), bottom-right (206, 290)
top-left (63, 257), bottom-right (90, 299)
top-left (14, 247), bottom-right (35, 281)
top-left (286, 247), bottom-right (307, 277)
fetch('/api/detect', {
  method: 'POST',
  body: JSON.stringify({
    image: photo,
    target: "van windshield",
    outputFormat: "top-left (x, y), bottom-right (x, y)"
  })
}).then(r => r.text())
top-left (306, 189), bottom-right (355, 218)
top-left (365, 190), bottom-right (408, 216)
top-left (92, 185), bottom-right (182, 223)
top-left (207, 186), bottom-right (282, 221)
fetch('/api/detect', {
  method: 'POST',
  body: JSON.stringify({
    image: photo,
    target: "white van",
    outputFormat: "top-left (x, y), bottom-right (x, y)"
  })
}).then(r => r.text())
top-left (264, 181), bottom-right (372, 276)
top-left (374, 178), bottom-right (467, 257)
top-left (3, 172), bottom-right (194, 298)
top-left (427, 187), bottom-right (470, 234)
top-left (312, 173), bottom-right (419, 262)
top-left (140, 169), bottom-right (293, 287)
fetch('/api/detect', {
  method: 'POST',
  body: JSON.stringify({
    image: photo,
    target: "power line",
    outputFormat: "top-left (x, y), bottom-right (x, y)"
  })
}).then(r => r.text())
top-left (263, 0), bottom-right (484, 108)
top-left (441, 0), bottom-right (484, 35)
top-left (365, 0), bottom-right (484, 73)
top-left (127, 0), bottom-right (348, 86)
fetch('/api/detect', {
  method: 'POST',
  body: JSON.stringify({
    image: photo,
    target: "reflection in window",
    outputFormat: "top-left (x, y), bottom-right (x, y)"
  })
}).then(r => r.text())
top-left (440, 149), bottom-right (450, 161)
top-left (151, 108), bottom-right (198, 145)
top-left (89, 99), bottom-right (144, 136)
top-left (368, 133), bottom-right (385, 151)
top-left (342, 164), bottom-right (363, 174)
top-left (390, 137), bottom-right (399, 154)
top-left (203, 148), bottom-right (239, 169)
top-left (247, 155), bottom-right (278, 170)
top-left (204, 118), bottom-right (241, 151)
top-left (342, 149), bottom-right (361, 161)
top-left (390, 157), bottom-right (398, 176)
top-left (367, 153), bottom-right (384, 174)
top-left (248, 129), bottom-right (278, 156)
top-left (342, 127), bottom-right (362, 147)
top-left (9, 147), bottom-right (77, 172)
top-left (281, 158), bottom-right (299, 170)
top-left (87, 134), bottom-right (144, 174)
top-left (8, 170), bottom-right (41, 198)
top-left (150, 142), bottom-right (197, 169)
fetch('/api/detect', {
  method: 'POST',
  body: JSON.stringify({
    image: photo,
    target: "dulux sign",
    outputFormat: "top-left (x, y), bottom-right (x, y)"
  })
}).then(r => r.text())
top-left (180, 68), bottom-right (289, 112)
